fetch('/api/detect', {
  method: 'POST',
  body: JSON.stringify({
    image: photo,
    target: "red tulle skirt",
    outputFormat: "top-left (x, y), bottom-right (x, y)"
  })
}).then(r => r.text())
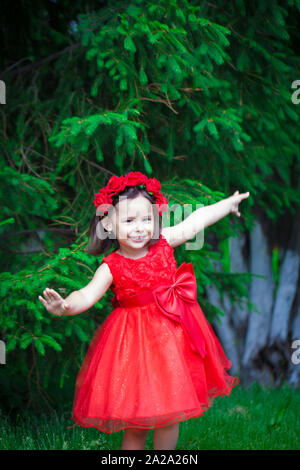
top-left (71, 301), bottom-right (239, 433)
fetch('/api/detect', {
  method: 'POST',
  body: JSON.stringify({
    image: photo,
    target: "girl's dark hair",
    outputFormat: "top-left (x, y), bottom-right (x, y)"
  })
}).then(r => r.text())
top-left (85, 185), bottom-right (163, 256)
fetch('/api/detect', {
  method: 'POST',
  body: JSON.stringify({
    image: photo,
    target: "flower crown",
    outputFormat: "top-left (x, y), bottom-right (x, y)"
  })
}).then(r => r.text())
top-left (93, 171), bottom-right (169, 217)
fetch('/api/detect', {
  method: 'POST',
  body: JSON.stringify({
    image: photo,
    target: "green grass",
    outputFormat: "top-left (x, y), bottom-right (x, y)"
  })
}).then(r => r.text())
top-left (1, 383), bottom-right (299, 450)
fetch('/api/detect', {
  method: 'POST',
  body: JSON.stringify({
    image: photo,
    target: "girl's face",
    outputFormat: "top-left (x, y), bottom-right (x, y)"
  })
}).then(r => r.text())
top-left (104, 195), bottom-right (156, 251)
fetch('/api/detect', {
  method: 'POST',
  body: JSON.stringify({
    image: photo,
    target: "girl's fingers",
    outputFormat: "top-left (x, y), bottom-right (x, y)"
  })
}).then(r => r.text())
top-left (50, 289), bottom-right (62, 300)
top-left (43, 288), bottom-right (55, 302)
top-left (234, 191), bottom-right (249, 199)
top-left (43, 289), bottom-right (51, 301)
top-left (38, 295), bottom-right (46, 305)
top-left (47, 289), bottom-right (55, 301)
top-left (234, 192), bottom-right (249, 203)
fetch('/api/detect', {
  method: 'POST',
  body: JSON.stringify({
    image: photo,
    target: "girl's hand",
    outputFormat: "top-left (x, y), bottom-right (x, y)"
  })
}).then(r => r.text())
top-left (229, 191), bottom-right (250, 217)
top-left (38, 288), bottom-right (70, 316)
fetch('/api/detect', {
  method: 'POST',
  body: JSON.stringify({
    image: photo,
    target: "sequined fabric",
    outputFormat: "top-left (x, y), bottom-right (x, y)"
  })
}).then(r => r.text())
top-left (71, 234), bottom-right (239, 433)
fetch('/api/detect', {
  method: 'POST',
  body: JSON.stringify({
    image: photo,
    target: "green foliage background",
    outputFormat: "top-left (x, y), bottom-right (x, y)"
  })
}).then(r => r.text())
top-left (0, 0), bottom-right (299, 415)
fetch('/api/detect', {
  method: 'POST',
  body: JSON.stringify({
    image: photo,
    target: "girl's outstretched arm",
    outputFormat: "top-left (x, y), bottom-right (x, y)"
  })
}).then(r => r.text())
top-left (162, 190), bottom-right (250, 248)
top-left (38, 263), bottom-right (113, 316)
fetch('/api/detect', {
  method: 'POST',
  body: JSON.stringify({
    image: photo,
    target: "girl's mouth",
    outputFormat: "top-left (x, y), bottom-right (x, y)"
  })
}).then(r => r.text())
top-left (131, 237), bottom-right (146, 242)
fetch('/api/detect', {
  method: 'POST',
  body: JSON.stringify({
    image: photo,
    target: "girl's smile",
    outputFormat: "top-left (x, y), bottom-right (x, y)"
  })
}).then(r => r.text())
top-left (130, 236), bottom-right (146, 242)
top-left (102, 195), bottom-right (156, 258)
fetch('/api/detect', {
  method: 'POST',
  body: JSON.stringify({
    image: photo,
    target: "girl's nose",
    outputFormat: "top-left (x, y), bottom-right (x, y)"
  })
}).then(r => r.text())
top-left (134, 222), bottom-right (145, 232)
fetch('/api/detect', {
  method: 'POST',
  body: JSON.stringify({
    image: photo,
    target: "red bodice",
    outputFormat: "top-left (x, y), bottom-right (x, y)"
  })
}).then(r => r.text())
top-left (101, 233), bottom-right (178, 302)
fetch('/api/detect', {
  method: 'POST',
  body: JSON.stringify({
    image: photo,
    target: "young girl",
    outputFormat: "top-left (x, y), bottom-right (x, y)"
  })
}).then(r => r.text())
top-left (38, 171), bottom-right (249, 450)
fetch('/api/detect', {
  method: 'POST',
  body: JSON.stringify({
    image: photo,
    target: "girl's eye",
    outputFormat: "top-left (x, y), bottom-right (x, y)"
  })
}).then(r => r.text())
top-left (126, 217), bottom-right (151, 222)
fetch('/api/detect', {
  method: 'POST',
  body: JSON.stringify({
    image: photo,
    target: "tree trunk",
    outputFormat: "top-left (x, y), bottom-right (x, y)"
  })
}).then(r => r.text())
top-left (287, 282), bottom-right (300, 387)
top-left (229, 232), bottom-right (249, 354)
top-left (241, 212), bottom-right (275, 386)
top-left (268, 208), bottom-right (300, 351)
top-left (205, 258), bottom-right (240, 376)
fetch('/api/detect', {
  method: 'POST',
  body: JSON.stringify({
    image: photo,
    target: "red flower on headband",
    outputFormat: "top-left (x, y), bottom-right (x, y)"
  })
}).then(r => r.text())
top-left (94, 190), bottom-right (113, 216)
top-left (155, 193), bottom-right (169, 214)
top-left (93, 171), bottom-right (168, 216)
top-left (106, 175), bottom-right (127, 195)
top-left (145, 177), bottom-right (161, 194)
top-left (126, 171), bottom-right (147, 187)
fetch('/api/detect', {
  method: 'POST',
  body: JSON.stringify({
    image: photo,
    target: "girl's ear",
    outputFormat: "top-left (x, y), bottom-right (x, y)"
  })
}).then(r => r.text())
top-left (101, 215), bottom-right (113, 232)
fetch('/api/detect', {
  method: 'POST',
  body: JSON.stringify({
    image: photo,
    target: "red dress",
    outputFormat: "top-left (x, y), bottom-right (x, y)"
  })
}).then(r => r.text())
top-left (71, 233), bottom-right (239, 433)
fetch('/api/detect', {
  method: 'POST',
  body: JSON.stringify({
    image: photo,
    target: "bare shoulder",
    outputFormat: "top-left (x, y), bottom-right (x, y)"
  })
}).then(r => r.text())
top-left (98, 262), bottom-right (113, 283)
top-left (82, 262), bottom-right (113, 291)
top-left (161, 227), bottom-right (181, 248)
top-left (78, 262), bottom-right (113, 308)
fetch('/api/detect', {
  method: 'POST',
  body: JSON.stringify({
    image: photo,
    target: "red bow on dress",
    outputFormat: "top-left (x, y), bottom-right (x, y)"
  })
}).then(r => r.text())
top-left (152, 262), bottom-right (207, 359)
top-left (113, 262), bottom-right (207, 359)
